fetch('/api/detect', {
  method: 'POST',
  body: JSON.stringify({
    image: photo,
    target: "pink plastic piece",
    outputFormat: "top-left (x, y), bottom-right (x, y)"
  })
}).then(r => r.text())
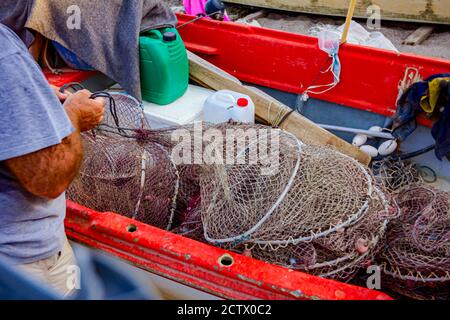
top-left (183, 0), bottom-right (230, 21)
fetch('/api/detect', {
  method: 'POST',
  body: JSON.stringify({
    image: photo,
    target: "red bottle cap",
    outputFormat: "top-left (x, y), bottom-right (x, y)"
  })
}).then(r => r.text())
top-left (237, 98), bottom-right (249, 107)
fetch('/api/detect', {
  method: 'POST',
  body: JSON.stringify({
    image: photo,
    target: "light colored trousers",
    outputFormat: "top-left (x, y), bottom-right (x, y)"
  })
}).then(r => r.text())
top-left (18, 235), bottom-right (78, 297)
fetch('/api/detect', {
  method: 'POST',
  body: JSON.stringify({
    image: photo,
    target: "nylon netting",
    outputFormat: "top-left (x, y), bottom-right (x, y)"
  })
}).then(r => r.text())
top-left (378, 186), bottom-right (450, 299)
top-left (196, 137), bottom-right (397, 281)
top-left (372, 158), bottom-right (422, 193)
top-left (66, 93), bottom-right (449, 296)
top-left (67, 93), bottom-right (180, 229)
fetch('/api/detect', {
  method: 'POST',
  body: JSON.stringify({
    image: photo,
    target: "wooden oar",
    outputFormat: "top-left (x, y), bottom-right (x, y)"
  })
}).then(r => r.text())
top-left (341, 0), bottom-right (358, 44)
top-left (188, 51), bottom-right (371, 165)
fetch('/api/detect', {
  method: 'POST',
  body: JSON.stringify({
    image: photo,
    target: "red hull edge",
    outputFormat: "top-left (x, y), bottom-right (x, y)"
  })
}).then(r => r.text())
top-left (176, 14), bottom-right (450, 128)
top-left (66, 201), bottom-right (392, 300)
top-left (44, 69), bottom-right (95, 87)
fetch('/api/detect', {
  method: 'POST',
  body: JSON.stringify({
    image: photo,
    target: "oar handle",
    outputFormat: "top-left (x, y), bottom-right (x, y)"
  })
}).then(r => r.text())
top-left (341, 0), bottom-right (358, 44)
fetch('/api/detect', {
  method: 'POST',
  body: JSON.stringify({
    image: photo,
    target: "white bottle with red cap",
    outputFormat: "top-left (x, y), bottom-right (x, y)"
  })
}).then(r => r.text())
top-left (203, 90), bottom-right (255, 124)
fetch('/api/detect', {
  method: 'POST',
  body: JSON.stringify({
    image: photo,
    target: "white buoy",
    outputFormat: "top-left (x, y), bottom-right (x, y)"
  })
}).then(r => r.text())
top-left (352, 134), bottom-right (368, 147)
top-left (378, 140), bottom-right (398, 156)
top-left (368, 126), bottom-right (383, 138)
top-left (360, 145), bottom-right (379, 158)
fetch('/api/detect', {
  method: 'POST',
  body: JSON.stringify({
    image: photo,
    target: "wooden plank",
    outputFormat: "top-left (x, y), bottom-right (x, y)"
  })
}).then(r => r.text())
top-left (224, 0), bottom-right (450, 25)
top-left (188, 51), bottom-right (371, 165)
top-left (403, 26), bottom-right (435, 45)
top-left (240, 9), bottom-right (268, 21)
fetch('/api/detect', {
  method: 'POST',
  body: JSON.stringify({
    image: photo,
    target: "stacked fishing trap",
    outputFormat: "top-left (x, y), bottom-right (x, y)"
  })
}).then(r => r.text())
top-left (378, 186), bottom-right (450, 299)
top-left (196, 136), bottom-right (395, 281)
top-left (67, 92), bottom-right (449, 299)
top-left (164, 123), bottom-right (397, 281)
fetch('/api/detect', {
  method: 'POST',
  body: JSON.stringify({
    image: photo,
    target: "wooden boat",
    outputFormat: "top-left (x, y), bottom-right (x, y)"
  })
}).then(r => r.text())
top-left (224, 0), bottom-right (450, 25)
top-left (46, 14), bottom-right (450, 300)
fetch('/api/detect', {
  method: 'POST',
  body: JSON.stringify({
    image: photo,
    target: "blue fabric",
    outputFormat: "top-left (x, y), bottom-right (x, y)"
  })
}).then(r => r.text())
top-left (392, 73), bottom-right (450, 160)
top-left (0, 245), bottom-right (159, 300)
top-left (431, 82), bottom-right (450, 160)
top-left (0, 24), bottom-right (75, 264)
top-left (52, 41), bottom-right (94, 71)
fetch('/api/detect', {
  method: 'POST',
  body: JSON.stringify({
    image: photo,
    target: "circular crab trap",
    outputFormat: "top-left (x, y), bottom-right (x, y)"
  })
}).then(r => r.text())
top-left (173, 165), bottom-right (201, 225)
top-left (378, 186), bottom-right (450, 300)
top-left (197, 126), bottom-right (395, 281)
top-left (202, 143), bottom-right (377, 245)
top-left (244, 187), bottom-right (393, 281)
top-left (67, 93), bottom-right (179, 230)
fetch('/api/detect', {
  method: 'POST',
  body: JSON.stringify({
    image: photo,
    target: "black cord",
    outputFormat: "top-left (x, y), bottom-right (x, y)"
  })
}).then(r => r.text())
top-left (397, 144), bottom-right (436, 160)
top-left (176, 10), bottom-right (224, 29)
top-left (90, 92), bottom-right (122, 133)
top-left (94, 126), bottom-right (136, 139)
top-left (372, 144), bottom-right (436, 164)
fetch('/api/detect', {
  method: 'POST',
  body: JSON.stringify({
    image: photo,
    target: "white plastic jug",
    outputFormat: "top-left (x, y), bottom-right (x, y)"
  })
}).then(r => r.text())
top-left (203, 90), bottom-right (255, 124)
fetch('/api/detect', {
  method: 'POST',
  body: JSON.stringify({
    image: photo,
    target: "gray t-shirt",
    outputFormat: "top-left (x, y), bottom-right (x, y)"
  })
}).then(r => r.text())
top-left (0, 24), bottom-right (75, 264)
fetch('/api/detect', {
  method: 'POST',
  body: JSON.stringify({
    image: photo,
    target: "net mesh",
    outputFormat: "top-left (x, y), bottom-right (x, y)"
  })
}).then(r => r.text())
top-left (202, 144), bottom-right (374, 242)
top-left (372, 157), bottom-right (422, 193)
top-left (65, 92), bottom-right (449, 296)
top-left (99, 93), bottom-right (150, 136)
top-left (189, 128), bottom-right (397, 281)
top-left (377, 186), bottom-right (450, 299)
top-left (67, 93), bottom-right (179, 229)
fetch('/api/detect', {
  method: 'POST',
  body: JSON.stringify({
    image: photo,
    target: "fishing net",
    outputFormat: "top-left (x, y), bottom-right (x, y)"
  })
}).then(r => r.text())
top-left (372, 157), bottom-right (422, 193)
top-left (173, 165), bottom-right (201, 225)
top-left (67, 92), bottom-right (180, 230)
top-left (96, 92), bottom-right (151, 136)
top-left (378, 186), bottom-right (450, 300)
top-left (65, 91), bottom-right (447, 290)
top-left (191, 126), bottom-right (397, 281)
top-left (172, 195), bottom-right (204, 241)
top-left (202, 143), bottom-right (380, 245)
top-left (232, 187), bottom-right (394, 281)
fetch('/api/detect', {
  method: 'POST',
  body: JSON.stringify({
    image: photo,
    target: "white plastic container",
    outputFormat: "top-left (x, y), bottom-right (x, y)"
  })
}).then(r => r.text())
top-left (143, 84), bottom-right (213, 129)
top-left (203, 90), bottom-right (255, 124)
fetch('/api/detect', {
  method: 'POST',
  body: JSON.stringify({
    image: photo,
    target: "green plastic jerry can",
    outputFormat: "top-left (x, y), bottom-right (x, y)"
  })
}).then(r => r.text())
top-left (139, 28), bottom-right (189, 105)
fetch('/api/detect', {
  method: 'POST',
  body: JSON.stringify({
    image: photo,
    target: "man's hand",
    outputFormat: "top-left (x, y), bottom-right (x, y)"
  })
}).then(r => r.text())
top-left (64, 90), bottom-right (105, 132)
top-left (50, 84), bottom-right (71, 102)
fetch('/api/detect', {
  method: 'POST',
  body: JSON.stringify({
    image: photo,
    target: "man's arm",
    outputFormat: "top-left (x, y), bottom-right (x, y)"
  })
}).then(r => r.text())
top-left (5, 90), bottom-right (105, 199)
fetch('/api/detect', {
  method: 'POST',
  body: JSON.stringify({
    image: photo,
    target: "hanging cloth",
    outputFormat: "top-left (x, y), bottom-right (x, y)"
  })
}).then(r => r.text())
top-left (392, 74), bottom-right (450, 161)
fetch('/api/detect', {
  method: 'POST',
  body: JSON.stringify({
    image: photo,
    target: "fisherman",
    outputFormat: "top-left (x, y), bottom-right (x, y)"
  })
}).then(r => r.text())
top-left (0, 21), bottom-right (105, 296)
top-left (0, 0), bottom-right (176, 296)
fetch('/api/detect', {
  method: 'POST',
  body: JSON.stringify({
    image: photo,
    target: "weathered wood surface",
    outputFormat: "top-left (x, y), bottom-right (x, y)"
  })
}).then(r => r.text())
top-left (224, 0), bottom-right (450, 25)
top-left (188, 51), bottom-right (372, 165)
top-left (403, 26), bottom-right (435, 45)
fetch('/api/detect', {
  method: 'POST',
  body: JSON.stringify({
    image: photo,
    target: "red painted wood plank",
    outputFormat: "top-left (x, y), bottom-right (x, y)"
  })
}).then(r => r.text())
top-left (177, 14), bottom-right (450, 128)
top-left (66, 201), bottom-right (392, 300)
top-left (44, 69), bottom-right (94, 87)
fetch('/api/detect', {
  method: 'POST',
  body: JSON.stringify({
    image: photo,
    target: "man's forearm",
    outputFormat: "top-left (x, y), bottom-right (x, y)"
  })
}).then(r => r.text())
top-left (5, 107), bottom-right (83, 199)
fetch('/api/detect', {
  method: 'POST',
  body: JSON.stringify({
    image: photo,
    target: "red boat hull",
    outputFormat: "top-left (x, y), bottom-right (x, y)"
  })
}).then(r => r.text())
top-left (177, 14), bottom-right (450, 128)
top-left (45, 14), bottom-right (450, 300)
top-left (66, 201), bottom-right (390, 300)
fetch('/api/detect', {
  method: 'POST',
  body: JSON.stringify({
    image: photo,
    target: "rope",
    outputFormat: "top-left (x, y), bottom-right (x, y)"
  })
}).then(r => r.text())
top-left (58, 82), bottom-right (122, 132)
top-left (176, 11), bottom-right (223, 29)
